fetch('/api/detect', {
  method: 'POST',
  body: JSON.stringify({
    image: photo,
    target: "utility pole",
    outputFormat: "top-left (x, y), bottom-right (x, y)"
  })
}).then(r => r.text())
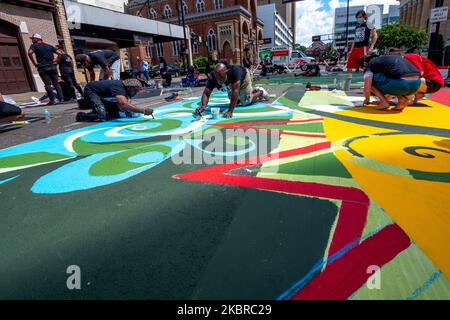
top-left (179, 0), bottom-right (190, 69)
top-left (344, 0), bottom-right (349, 60)
top-left (176, 1), bottom-right (185, 73)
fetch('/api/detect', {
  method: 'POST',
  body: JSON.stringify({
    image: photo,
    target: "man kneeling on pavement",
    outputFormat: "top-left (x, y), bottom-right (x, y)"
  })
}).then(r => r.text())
top-left (195, 60), bottom-right (269, 118)
top-left (76, 78), bottom-right (153, 122)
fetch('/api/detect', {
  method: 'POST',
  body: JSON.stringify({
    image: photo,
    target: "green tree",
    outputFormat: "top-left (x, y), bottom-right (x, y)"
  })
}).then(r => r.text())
top-left (326, 46), bottom-right (335, 60)
top-left (294, 43), bottom-right (307, 52)
top-left (376, 23), bottom-right (428, 51)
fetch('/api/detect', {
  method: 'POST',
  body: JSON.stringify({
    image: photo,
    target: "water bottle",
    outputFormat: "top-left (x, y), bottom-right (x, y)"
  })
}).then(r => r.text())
top-left (44, 109), bottom-right (51, 124)
top-left (188, 87), bottom-right (193, 97)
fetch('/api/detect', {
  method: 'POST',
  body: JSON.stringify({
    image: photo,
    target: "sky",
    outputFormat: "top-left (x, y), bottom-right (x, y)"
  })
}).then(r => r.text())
top-left (295, 0), bottom-right (400, 46)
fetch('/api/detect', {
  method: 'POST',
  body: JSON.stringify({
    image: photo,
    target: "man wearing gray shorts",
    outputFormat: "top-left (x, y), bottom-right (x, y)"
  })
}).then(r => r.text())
top-left (195, 61), bottom-right (269, 118)
top-left (76, 50), bottom-right (121, 82)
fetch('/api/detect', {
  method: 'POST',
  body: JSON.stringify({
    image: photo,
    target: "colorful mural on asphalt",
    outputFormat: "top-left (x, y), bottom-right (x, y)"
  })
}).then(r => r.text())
top-left (0, 87), bottom-right (449, 299)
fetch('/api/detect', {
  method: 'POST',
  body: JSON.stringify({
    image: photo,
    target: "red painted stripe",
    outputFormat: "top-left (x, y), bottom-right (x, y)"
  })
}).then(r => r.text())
top-left (175, 141), bottom-right (370, 257)
top-left (430, 89), bottom-right (450, 106)
top-left (328, 201), bottom-right (369, 257)
top-left (291, 224), bottom-right (411, 300)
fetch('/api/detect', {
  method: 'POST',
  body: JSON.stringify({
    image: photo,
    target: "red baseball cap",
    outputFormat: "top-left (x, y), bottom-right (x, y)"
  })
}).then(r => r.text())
top-left (30, 33), bottom-right (42, 40)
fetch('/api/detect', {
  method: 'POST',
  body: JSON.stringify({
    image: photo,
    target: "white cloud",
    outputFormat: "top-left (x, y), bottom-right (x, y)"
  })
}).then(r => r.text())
top-left (295, 0), bottom-right (400, 46)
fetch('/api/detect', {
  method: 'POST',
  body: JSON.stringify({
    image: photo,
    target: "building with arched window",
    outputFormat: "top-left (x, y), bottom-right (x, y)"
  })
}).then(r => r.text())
top-left (128, 0), bottom-right (264, 65)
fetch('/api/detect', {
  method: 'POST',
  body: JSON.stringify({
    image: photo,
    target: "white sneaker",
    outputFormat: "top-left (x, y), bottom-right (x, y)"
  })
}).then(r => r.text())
top-left (257, 86), bottom-right (269, 101)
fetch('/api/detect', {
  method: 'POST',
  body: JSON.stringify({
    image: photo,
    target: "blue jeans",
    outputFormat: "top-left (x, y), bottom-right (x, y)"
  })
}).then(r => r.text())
top-left (373, 73), bottom-right (421, 96)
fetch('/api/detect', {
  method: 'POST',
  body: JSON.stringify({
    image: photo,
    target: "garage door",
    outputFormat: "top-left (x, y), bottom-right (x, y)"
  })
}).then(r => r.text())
top-left (0, 25), bottom-right (31, 94)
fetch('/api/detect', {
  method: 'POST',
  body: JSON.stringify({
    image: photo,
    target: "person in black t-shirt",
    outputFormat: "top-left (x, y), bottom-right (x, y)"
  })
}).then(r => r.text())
top-left (76, 79), bottom-right (153, 122)
top-left (347, 10), bottom-right (377, 72)
top-left (360, 55), bottom-right (425, 111)
top-left (56, 46), bottom-right (83, 100)
top-left (27, 34), bottom-right (64, 105)
top-left (195, 61), bottom-right (269, 118)
top-left (76, 50), bottom-right (121, 82)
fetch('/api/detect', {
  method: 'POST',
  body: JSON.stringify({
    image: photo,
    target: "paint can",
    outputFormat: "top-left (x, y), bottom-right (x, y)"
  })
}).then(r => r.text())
top-left (211, 107), bottom-right (220, 119)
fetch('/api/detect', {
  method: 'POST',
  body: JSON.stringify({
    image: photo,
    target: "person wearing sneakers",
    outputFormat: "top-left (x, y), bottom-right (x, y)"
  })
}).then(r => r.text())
top-left (56, 45), bottom-right (84, 100)
top-left (361, 55), bottom-right (424, 111)
top-left (347, 10), bottom-right (377, 73)
top-left (27, 34), bottom-right (64, 106)
top-left (76, 78), bottom-right (153, 122)
top-left (195, 60), bottom-right (269, 118)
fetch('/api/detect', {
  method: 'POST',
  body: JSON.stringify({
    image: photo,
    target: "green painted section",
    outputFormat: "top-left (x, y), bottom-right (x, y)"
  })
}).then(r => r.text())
top-left (272, 152), bottom-right (352, 179)
top-left (218, 116), bottom-right (292, 124)
top-left (128, 119), bottom-right (182, 133)
top-left (361, 201), bottom-right (394, 240)
top-left (225, 136), bottom-right (250, 146)
top-left (299, 91), bottom-right (353, 107)
top-left (251, 122), bottom-right (324, 133)
top-left (0, 152), bottom-right (70, 169)
top-left (89, 144), bottom-right (171, 176)
top-left (351, 244), bottom-right (450, 300)
top-left (234, 107), bottom-right (278, 114)
top-left (72, 139), bottom-right (150, 156)
top-left (409, 170), bottom-right (450, 183)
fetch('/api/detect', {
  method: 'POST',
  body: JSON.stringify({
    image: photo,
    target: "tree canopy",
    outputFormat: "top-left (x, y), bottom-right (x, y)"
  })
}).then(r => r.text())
top-left (376, 23), bottom-right (428, 50)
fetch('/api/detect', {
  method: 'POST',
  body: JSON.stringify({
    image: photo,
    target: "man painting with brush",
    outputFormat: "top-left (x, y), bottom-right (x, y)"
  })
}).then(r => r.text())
top-left (195, 60), bottom-right (269, 118)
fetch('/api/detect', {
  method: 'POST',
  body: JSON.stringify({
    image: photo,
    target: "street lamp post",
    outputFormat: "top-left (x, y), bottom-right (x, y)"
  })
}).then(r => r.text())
top-left (344, 0), bottom-right (350, 60)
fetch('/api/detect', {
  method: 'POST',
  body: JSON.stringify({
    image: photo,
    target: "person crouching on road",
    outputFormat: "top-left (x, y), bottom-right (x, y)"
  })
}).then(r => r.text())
top-left (195, 60), bottom-right (269, 118)
top-left (404, 50), bottom-right (444, 101)
top-left (76, 78), bottom-right (153, 122)
top-left (361, 55), bottom-right (424, 111)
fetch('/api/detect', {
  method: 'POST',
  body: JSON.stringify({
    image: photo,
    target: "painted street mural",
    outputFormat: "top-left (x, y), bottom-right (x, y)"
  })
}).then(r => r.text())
top-left (0, 89), bottom-right (449, 299)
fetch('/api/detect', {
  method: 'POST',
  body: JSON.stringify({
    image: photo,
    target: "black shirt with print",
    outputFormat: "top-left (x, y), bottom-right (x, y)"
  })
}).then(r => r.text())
top-left (206, 65), bottom-right (247, 91)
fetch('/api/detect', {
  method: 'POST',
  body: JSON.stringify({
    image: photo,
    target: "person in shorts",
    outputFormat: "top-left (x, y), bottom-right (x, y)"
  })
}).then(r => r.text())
top-left (347, 10), bottom-right (377, 73)
top-left (361, 55), bottom-right (424, 111)
top-left (195, 61), bottom-right (268, 118)
top-left (76, 50), bottom-right (121, 82)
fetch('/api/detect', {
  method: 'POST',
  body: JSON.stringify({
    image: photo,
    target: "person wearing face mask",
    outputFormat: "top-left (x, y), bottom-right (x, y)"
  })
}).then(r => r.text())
top-left (347, 10), bottom-right (377, 73)
top-left (194, 60), bottom-right (269, 118)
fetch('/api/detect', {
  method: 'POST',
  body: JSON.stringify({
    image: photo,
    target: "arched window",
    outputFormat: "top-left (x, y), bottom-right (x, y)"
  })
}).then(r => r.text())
top-left (149, 8), bottom-right (157, 19)
top-left (182, 1), bottom-right (188, 15)
top-left (207, 29), bottom-right (217, 51)
top-left (214, 0), bottom-right (223, 10)
top-left (191, 32), bottom-right (199, 54)
top-left (196, 0), bottom-right (205, 13)
top-left (164, 5), bottom-right (172, 18)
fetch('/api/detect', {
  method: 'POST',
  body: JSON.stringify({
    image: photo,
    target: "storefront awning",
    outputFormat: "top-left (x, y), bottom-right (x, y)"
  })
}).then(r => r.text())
top-left (64, 0), bottom-right (186, 47)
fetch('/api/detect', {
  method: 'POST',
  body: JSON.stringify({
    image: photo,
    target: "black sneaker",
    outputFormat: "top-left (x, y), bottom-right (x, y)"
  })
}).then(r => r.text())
top-left (76, 112), bottom-right (86, 122)
top-left (165, 93), bottom-right (178, 101)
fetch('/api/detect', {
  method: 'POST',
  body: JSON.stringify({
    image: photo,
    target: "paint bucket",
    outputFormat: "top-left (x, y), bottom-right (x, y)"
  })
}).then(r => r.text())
top-left (211, 107), bottom-right (220, 119)
top-left (344, 74), bottom-right (352, 91)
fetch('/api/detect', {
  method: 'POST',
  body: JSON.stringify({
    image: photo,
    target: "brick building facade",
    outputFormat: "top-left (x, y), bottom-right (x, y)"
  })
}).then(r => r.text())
top-left (0, 0), bottom-right (59, 93)
top-left (128, 0), bottom-right (264, 66)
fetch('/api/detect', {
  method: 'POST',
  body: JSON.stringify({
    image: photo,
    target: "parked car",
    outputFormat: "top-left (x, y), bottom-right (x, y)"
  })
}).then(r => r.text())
top-left (291, 50), bottom-right (316, 64)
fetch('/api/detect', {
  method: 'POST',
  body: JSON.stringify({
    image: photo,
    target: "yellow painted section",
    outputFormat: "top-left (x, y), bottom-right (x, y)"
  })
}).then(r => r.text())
top-left (320, 95), bottom-right (450, 280)
top-left (348, 134), bottom-right (450, 173)
top-left (323, 117), bottom-right (397, 142)
top-left (335, 100), bottom-right (450, 131)
top-left (336, 148), bottom-right (450, 280)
